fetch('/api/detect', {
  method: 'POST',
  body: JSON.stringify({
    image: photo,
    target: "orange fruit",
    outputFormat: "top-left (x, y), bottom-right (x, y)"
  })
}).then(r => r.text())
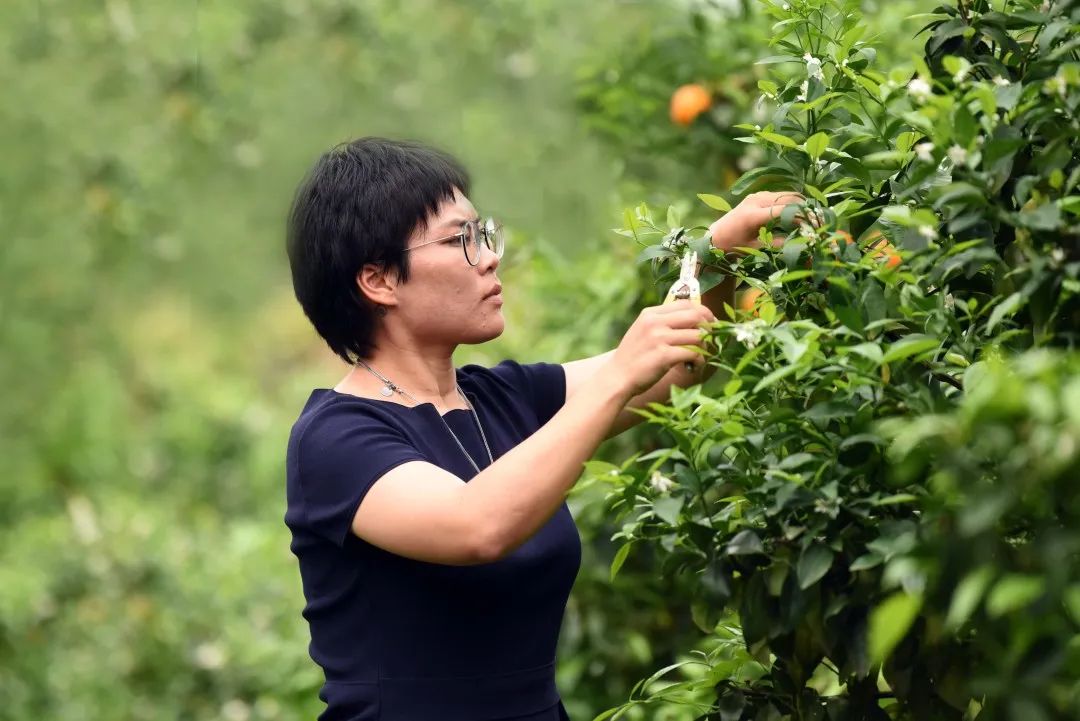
top-left (865, 231), bottom-right (901, 268)
top-left (738, 288), bottom-right (765, 314)
top-left (670, 84), bottom-right (711, 126)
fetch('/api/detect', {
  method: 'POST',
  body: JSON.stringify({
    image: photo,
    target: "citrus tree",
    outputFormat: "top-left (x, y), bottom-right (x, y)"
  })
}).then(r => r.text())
top-left (590, 0), bottom-right (1080, 718)
top-left (574, 0), bottom-right (926, 204)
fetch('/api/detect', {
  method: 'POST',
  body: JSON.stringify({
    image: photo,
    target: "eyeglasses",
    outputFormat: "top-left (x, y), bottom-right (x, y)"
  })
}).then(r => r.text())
top-left (405, 217), bottom-right (505, 266)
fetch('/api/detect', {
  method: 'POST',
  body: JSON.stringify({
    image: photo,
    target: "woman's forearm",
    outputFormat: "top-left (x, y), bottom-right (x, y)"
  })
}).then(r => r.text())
top-left (463, 367), bottom-right (631, 560)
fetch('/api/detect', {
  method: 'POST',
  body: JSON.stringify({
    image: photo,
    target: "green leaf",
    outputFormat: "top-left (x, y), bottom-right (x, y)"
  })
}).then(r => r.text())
top-left (698, 193), bottom-right (732, 212)
top-left (778, 270), bottom-right (814, 283)
top-left (986, 575), bottom-right (1044, 617)
top-left (610, 542), bottom-right (632, 582)
top-left (753, 363), bottom-right (798, 393)
top-left (797, 545), bottom-right (834, 589)
top-left (850, 552), bottom-right (883, 571)
top-left (666, 205), bottom-right (682, 229)
top-left (869, 592), bottom-right (923, 665)
top-left (725, 529), bottom-right (765, 556)
top-left (758, 131), bottom-right (798, 149)
top-left (1064, 585), bottom-right (1080, 626)
top-left (844, 342), bottom-right (884, 364)
top-left (805, 132), bottom-right (829, 160)
top-left (873, 494), bottom-right (918, 506)
top-left (636, 245), bottom-right (677, 263)
top-left (985, 292), bottom-right (1024, 335)
top-left (1061, 197), bottom-right (1080, 216)
top-left (945, 566), bottom-right (994, 630)
top-left (882, 336), bottom-right (939, 364)
top-left (804, 184), bottom-right (829, 204)
top-left (1018, 202), bottom-right (1062, 230)
top-left (778, 452), bottom-right (815, 470)
top-left (730, 166), bottom-right (790, 195)
top-left (755, 55), bottom-right (802, 65)
top-left (653, 495), bottom-right (684, 525)
top-left (839, 433), bottom-right (885, 449)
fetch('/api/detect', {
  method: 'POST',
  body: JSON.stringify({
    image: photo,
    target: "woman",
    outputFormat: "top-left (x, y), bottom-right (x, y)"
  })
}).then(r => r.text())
top-left (284, 137), bottom-right (799, 721)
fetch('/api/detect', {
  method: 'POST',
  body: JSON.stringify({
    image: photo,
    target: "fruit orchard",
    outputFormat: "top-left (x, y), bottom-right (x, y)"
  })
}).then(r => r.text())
top-left (2, 2), bottom-right (1078, 721)
top-left (579, 0), bottom-right (1080, 719)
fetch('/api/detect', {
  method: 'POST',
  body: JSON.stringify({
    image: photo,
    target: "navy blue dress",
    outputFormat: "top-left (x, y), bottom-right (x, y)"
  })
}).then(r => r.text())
top-left (285, 359), bottom-right (580, 721)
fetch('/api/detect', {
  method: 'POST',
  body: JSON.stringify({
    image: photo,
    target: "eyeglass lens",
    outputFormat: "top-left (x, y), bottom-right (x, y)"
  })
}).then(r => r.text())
top-left (463, 218), bottom-right (504, 265)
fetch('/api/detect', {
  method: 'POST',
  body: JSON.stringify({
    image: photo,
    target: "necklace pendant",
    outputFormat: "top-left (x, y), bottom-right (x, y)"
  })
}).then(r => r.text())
top-left (380, 384), bottom-right (394, 397)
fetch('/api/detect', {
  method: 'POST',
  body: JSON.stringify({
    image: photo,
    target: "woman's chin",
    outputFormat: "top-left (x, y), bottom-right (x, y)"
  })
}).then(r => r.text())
top-left (474, 316), bottom-right (506, 342)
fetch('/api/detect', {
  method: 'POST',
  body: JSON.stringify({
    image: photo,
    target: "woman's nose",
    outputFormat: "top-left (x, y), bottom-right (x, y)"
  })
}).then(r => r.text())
top-left (478, 243), bottom-right (500, 272)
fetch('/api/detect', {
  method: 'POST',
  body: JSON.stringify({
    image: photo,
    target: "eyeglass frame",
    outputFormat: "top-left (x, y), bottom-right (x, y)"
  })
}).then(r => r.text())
top-left (404, 217), bottom-right (504, 266)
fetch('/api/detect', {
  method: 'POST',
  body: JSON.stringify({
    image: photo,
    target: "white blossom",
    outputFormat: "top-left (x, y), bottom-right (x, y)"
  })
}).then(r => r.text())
top-left (796, 79), bottom-right (809, 103)
top-left (67, 496), bottom-right (101, 545)
top-left (193, 642), bottom-right (226, 670)
top-left (948, 145), bottom-right (968, 167)
top-left (918, 225), bottom-right (939, 241)
top-left (915, 142), bottom-right (935, 162)
top-left (841, 58), bottom-right (849, 67)
top-left (952, 59), bottom-right (971, 84)
top-left (734, 321), bottom-right (765, 348)
top-left (505, 51), bottom-right (537, 79)
top-left (222, 700), bottom-right (251, 721)
top-left (804, 53), bottom-right (824, 82)
top-left (1046, 71), bottom-right (1068, 99)
top-left (649, 471), bottom-right (676, 494)
top-left (1052, 248), bottom-right (1066, 263)
top-left (944, 293), bottom-right (955, 311)
top-left (907, 77), bottom-right (932, 103)
top-left (782, 3), bottom-right (790, 10)
top-left (737, 146), bottom-right (765, 171)
top-left (992, 75), bottom-right (1011, 87)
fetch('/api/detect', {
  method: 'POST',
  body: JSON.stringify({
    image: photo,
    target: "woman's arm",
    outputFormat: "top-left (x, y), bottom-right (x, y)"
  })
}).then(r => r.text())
top-left (351, 301), bottom-right (714, 564)
top-left (562, 191), bottom-right (802, 439)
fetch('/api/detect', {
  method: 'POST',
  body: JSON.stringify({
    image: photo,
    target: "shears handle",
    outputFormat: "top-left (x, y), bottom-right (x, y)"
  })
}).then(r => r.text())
top-left (663, 270), bottom-right (703, 373)
top-left (663, 284), bottom-right (702, 305)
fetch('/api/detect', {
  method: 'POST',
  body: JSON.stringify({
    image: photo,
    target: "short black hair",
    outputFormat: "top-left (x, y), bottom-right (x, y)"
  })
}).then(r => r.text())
top-left (286, 137), bottom-right (471, 364)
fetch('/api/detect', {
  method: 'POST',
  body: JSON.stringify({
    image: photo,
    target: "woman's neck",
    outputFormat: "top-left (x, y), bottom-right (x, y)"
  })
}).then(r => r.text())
top-left (341, 350), bottom-right (461, 408)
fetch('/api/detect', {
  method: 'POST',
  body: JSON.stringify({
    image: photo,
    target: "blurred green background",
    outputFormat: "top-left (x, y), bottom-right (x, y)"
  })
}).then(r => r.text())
top-left (0, 1), bottom-right (925, 719)
top-left (0, 1), bottom-right (664, 718)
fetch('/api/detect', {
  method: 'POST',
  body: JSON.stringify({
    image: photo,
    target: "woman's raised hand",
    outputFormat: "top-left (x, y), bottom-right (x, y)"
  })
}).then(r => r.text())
top-left (707, 191), bottom-right (808, 254)
top-left (606, 300), bottom-right (716, 398)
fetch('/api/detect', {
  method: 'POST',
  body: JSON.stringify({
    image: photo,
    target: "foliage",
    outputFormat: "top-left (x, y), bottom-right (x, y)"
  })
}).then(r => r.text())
top-left (0, 1), bottom-right (683, 719)
top-left (574, 0), bottom-right (926, 204)
top-left (592, 0), bottom-right (1080, 718)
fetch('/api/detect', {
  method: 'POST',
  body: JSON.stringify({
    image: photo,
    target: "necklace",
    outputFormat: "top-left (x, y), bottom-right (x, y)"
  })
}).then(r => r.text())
top-left (354, 360), bottom-right (494, 474)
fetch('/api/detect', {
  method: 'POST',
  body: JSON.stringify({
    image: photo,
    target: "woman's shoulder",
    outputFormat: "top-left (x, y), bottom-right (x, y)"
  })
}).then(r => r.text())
top-left (289, 389), bottom-right (418, 451)
top-left (458, 358), bottom-right (565, 390)
top-left (458, 359), bottom-right (567, 427)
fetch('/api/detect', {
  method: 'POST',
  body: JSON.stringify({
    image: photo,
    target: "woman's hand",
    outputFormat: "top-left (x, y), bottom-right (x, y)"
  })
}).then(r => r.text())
top-left (707, 191), bottom-right (808, 255)
top-left (606, 300), bottom-right (716, 398)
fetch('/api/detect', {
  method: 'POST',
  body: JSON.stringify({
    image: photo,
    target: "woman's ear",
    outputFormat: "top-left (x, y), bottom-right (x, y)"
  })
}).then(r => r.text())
top-left (356, 263), bottom-right (399, 309)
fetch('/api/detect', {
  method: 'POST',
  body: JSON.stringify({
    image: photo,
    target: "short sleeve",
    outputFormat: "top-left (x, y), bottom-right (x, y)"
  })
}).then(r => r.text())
top-left (293, 408), bottom-right (428, 547)
top-left (488, 359), bottom-right (567, 428)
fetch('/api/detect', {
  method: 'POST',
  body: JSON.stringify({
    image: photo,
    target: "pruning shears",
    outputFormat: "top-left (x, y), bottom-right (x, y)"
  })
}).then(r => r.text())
top-left (663, 249), bottom-right (701, 306)
top-left (663, 249), bottom-right (703, 372)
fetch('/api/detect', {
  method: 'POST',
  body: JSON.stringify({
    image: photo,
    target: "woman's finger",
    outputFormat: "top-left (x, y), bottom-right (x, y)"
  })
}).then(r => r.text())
top-left (751, 191), bottom-right (805, 207)
top-left (650, 299), bottom-right (699, 315)
top-left (662, 308), bottom-right (716, 329)
top-left (665, 327), bottom-right (712, 346)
